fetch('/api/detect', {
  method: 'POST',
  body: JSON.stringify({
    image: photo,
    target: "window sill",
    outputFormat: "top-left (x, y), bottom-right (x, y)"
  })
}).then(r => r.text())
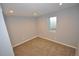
top-left (49, 30), bottom-right (56, 33)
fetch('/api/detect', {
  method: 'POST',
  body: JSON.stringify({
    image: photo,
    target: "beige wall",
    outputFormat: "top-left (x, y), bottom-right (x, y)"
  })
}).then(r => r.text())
top-left (4, 16), bottom-right (37, 47)
top-left (75, 19), bottom-right (79, 55)
top-left (37, 6), bottom-right (79, 48)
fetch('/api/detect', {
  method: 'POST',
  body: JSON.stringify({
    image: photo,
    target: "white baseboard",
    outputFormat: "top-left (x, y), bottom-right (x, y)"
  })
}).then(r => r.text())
top-left (13, 35), bottom-right (37, 47)
top-left (38, 35), bottom-right (77, 49)
top-left (13, 35), bottom-right (77, 49)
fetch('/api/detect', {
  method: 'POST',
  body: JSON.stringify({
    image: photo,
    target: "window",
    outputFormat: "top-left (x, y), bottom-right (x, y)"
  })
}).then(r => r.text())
top-left (48, 16), bottom-right (57, 31)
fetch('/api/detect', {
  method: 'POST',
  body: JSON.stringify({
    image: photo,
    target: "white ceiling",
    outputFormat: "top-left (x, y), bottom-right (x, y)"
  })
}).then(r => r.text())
top-left (1, 3), bottom-right (79, 17)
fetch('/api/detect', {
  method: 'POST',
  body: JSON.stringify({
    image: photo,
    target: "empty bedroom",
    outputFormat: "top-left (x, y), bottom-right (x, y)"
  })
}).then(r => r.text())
top-left (0, 3), bottom-right (79, 56)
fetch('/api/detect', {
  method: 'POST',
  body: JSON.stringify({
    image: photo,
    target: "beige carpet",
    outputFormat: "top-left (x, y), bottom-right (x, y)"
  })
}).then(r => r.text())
top-left (13, 37), bottom-right (75, 56)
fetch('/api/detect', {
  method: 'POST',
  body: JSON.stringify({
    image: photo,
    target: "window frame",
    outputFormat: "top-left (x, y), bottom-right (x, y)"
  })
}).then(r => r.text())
top-left (48, 16), bottom-right (57, 32)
